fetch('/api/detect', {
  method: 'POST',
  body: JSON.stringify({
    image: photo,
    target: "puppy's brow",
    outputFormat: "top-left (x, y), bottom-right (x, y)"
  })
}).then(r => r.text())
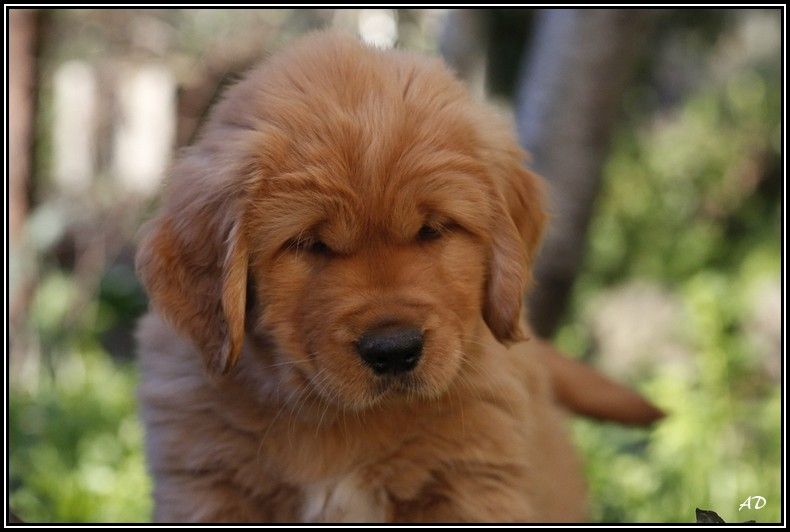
top-left (266, 173), bottom-right (357, 199)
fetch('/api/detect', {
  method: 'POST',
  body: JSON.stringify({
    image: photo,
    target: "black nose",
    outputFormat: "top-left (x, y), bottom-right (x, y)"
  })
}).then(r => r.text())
top-left (356, 326), bottom-right (423, 375)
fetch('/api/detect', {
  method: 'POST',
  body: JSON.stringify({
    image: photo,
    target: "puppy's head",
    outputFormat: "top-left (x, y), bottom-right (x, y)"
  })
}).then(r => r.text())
top-left (136, 33), bottom-right (545, 409)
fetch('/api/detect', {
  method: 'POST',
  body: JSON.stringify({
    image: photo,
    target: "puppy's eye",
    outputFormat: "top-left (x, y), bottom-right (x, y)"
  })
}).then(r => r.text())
top-left (417, 224), bottom-right (443, 241)
top-left (287, 238), bottom-right (333, 256)
top-left (308, 240), bottom-right (331, 255)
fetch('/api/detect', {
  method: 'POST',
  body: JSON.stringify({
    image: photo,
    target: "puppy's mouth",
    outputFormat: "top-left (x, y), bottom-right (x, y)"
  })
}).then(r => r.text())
top-left (372, 372), bottom-right (423, 397)
top-left (301, 365), bottom-right (428, 411)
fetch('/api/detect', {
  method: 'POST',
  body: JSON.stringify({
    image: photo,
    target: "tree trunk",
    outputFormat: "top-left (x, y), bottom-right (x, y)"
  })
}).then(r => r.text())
top-left (9, 9), bottom-right (40, 376)
top-left (438, 9), bottom-right (488, 100)
top-left (9, 9), bottom-right (38, 245)
top-left (515, 9), bottom-right (656, 338)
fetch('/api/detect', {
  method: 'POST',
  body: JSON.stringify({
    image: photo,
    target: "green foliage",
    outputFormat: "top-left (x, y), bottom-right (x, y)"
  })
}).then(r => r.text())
top-left (583, 72), bottom-right (779, 286)
top-left (570, 265), bottom-right (781, 522)
top-left (11, 263), bottom-right (151, 522)
top-left (560, 12), bottom-right (781, 524)
top-left (10, 350), bottom-right (150, 522)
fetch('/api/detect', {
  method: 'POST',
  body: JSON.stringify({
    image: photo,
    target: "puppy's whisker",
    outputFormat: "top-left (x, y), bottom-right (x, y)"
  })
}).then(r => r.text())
top-left (458, 352), bottom-right (518, 420)
top-left (461, 338), bottom-right (505, 350)
top-left (286, 384), bottom-right (317, 447)
top-left (289, 368), bottom-right (332, 437)
top-left (312, 371), bottom-right (342, 429)
top-left (315, 382), bottom-right (335, 437)
top-left (260, 359), bottom-right (311, 370)
top-left (257, 378), bottom-right (309, 462)
top-left (285, 369), bottom-right (326, 443)
top-left (454, 358), bottom-right (490, 419)
top-left (343, 405), bottom-right (352, 449)
top-left (452, 379), bottom-right (466, 439)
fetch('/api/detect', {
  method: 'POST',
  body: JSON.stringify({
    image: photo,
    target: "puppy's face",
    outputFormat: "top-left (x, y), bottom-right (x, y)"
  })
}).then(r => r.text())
top-left (247, 139), bottom-right (495, 407)
top-left (136, 34), bottom-right (545, 411)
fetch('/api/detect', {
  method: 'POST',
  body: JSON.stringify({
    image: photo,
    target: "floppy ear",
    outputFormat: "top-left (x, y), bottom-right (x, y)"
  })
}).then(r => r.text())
top-left (483, 145), bottom-right (547, 344)
top-left (135, 157), bottom-right (249, 375)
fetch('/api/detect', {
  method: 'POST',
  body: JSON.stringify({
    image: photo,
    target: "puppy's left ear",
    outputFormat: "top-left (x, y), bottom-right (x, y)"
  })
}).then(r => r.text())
top-left (135, 146), bottom-right (252, 375)
top-left (483, 143), bottom-right (547, 344)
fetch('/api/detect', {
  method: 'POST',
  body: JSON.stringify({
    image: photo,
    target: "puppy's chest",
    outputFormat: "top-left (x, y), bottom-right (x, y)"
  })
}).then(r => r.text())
top-left (289, 436), bottom-right (437, 522)
top-left (300, 473), bottom-right (391, 522)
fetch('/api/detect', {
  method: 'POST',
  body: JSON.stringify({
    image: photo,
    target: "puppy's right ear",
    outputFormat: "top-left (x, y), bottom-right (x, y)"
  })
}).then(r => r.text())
top-left (135, 158), bottom-right (249, 375)
top-left (483, 150), bottom-right (547, 345)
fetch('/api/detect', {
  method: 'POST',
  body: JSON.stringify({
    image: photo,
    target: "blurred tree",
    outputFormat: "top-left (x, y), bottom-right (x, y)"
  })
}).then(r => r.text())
top-left (515, 9), bottom-right (658, 338)
top-left (438, 9), bottom-right (488, 99)
top-left (9, 8), bottom-right (42, 376)
top-left (9, 9), bottom-right (38, 243)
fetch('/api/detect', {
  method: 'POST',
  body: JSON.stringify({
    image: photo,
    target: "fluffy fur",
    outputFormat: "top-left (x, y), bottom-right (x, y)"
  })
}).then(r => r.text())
top-left (136, 32), bottom-right (657, 523)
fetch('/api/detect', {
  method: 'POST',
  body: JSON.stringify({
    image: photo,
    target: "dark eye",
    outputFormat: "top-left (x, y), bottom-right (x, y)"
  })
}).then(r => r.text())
top-left (287, 237), bottom-right (333, 256)
top-left (308, 240), bottom-right (331, 255)
top-left (417, 224), bottom-right (442, 241)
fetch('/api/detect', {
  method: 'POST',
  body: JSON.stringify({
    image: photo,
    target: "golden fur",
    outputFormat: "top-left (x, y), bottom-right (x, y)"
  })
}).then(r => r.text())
top-left (136, 32), bottom-right (658, 523)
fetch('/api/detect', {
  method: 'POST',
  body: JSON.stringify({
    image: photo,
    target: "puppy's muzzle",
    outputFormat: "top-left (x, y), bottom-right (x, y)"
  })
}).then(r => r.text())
top-left (356, 325), bottom-right (423, 375)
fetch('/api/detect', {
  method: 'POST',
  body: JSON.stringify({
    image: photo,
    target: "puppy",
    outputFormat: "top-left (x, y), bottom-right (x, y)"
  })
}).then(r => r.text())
top-left (136, 32), bottom-right (661, 523)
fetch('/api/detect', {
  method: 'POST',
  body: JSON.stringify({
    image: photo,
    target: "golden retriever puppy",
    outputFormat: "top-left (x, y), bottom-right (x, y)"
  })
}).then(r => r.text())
top-left (136, 32), bottom-right (660, 523)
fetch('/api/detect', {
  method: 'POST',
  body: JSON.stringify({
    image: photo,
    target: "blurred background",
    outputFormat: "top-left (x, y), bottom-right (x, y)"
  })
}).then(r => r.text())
top-left (8, 8), bottom-right (781, 523)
